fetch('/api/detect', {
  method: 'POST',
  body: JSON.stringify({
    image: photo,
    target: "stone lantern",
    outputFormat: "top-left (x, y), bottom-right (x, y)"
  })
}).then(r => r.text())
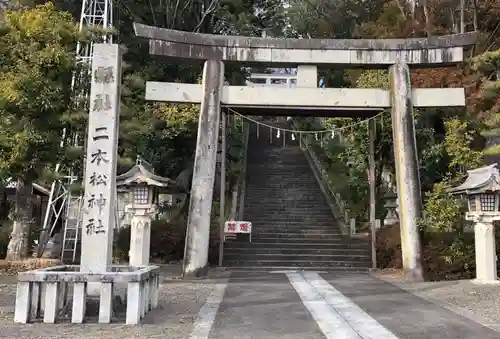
top-left (449, 164), bottom-right (500, 283)
top-left (116, 156), bottom-right (182, 266)
top-left (383, 192), bottom-right (399, 226)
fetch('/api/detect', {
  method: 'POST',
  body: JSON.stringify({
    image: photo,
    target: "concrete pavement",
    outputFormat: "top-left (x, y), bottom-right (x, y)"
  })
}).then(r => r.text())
top-left (0, 269), bottom-right (498, 338)
top-left (201, 271), bottom-right (499, 339)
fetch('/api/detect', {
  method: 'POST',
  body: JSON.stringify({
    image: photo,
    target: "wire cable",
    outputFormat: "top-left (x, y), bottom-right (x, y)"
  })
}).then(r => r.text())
top-left (227, 107), bottom-right (386, 134)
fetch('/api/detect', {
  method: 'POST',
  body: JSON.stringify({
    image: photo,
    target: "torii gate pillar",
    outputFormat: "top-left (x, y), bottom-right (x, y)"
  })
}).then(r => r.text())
top-left (389, 62), bottom-right (424, 281)
top-left (182, 60), bottom-right (224, 278)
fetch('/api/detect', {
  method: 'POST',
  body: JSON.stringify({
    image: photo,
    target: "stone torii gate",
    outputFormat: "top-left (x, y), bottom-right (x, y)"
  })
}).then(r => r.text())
top-left (134, 23), bottom-right (476, 281)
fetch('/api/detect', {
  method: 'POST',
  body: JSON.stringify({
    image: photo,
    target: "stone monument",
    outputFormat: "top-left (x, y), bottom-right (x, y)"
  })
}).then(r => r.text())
top-left (14, 44), bottom-right (160, 325)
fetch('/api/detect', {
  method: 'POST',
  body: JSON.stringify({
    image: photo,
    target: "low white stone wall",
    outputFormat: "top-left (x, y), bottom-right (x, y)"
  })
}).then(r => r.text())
top-left (14, 265), bottom-right (160, 325)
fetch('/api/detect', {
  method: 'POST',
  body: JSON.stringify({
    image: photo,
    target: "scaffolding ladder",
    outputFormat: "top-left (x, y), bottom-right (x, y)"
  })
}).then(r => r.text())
top-left (61, 196), bottom-right (83, 263)
top-left (61, 191), bottom-right (120, 263)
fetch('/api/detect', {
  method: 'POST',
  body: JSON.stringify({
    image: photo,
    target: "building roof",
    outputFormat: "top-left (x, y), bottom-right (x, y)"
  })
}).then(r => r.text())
top-left (4, 178), bottom-right (51, 196)
top-left (449, 164), bottom-right (500, 195)
top-left (116, 156), bottom-right (185, 193)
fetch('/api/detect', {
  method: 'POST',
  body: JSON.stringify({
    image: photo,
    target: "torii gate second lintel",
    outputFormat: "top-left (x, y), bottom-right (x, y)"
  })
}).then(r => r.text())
top-left (133, 24), bottom-right (477, 282)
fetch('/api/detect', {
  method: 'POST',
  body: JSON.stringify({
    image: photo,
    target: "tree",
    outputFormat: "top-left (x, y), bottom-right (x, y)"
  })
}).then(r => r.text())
top-left (0, 3), bottom-right (83, 260)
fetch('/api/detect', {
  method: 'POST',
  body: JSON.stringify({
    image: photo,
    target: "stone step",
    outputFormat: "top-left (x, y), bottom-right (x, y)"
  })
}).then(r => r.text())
top-left (251, 232), bottom-right (343, 238)
top-left (246, 210), bottom-right (334, 214)
top-left (250, 228), bottom-right (342, 234)
top-left (244, 191), bottom-right (325, 196)
top-left (241, 220), bottom-right (337, 225)
top-left (250, 230), bottom-right (342, 235)
top-left (244, 199), bottom-right (329, 204)
top-left (251, 224), bottom-right (338, 230)
top-left (246, 209), bottom-right (334, 214)
top-left (246, 169), bottom-right (313, 172)
top-left (223, 246), bottom-right (369, 255)
top-left (244, 205), bottom-right (331, 210)
top-left (247, 167), bottom-right (313, 170)
top-left (236, 237), bottom-right (362, 244)
top-left (252, 228), bottom-right (341, 233)
top-left (223, 253), bottom-right (371, 262)
top-left (238, 135), bottom-right (367, 271)
top-left (224, 241), bottom-right (369, 250)
top-left (223, 259), bottom-right (371, 268)
top-left (245, 172), bottom-right (313, 176)
top-left (249, 223), bottom-right (340, 228)
top-left (246, 214), bottom-right (335, 219)
top-left (251, 229), bottom-right (342, 234)
top-left (246, 201), bottom-right (331, 205)
top-left (245, 186), bottom-right (323, 189)
top-left (252, 225), bottom-right (339, 230)
top-left (247, 218), bottom-right (338, 223)
top-left (245, 195), bottom-right (328, 198)
top-left (246, 183), bottom-right (320, 185)
top-left (224, 266), bottom-right (369, 272)
top-left (245, 208), bottom-right (333, 212)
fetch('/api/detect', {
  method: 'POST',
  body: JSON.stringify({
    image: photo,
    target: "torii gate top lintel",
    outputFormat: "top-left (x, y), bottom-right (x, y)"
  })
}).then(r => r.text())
top-left (133, 22), bottom-right (477, 67)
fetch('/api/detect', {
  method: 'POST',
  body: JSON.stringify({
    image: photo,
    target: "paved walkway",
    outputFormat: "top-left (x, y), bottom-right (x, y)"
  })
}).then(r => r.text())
top-left (206, 271), bottom-right (498, 339)
top-left (0, 270), bottom-right (498, 338)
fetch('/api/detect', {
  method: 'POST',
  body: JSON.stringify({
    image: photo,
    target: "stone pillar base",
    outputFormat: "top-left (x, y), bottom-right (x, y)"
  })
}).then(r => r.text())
top-left (474, 222), bottom-right (497, 283)
top-left (125, 204), bottom-right (156, 267)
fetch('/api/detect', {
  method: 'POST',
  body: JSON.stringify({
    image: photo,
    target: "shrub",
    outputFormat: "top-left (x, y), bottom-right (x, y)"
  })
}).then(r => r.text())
top-left (0, 220), bottom-right (12, 258)
top-left (376, 223), bottom-right (480, 281)
top-left (114, 219), bottom-right (186, 263)
top-left (420, 181), bottom-right (468, 233)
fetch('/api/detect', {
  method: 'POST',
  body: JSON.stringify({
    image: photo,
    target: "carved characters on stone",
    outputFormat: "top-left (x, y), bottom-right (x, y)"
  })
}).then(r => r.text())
top-left (85, 218), bottom-right (106, 235)
top-left (93, 66), bottom-right (115, 84)
top-left (92, 94), bottom-right (112, 112)
top-left (83, 61), bottom-right (118, 239)
top-left (91, 149), bottom-right (109, 166)
top-left (89, 172), bottom-right (107, 187)
top-left (93, 127), bottom-right (110, 141)
top-left (133, 220), bottom-right (150, 231)
top-left (87, 193), bottom-right (107, 214)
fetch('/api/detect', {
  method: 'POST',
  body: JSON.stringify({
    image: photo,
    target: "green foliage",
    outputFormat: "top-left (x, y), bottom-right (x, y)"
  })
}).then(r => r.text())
top-left (0, 3), bottom-right (83, 180)
top-left (471, 49), bottom-right (500, 129)
top-left (310, 70), bottom-right (393, 221)
top-left (443, 119), bottom-right (483, 177)
top-left (471, 49), bottom-right (500, 77)
top-left (355, 69), bottom-right (389, 89)
top-left (421, 119), bottom-right (483, 233)
top-left (420, 181), bottom-right (467, 233)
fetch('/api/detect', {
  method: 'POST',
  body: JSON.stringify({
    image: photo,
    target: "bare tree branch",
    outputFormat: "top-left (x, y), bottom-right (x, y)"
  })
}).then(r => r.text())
top-left (146, 0), bottom-right (156, 25)
top-left (193, 0), bottom-right (220, 32)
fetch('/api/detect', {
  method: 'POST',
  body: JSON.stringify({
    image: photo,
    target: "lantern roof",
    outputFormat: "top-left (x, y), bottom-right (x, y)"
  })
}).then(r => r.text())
top-left (116, 156), bottom-right (185, 192)
top-left (449, 164), bottom-right (500, 195)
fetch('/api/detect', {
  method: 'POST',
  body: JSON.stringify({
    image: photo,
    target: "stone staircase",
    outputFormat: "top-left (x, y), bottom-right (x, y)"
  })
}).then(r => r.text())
top-left (223, 119), bottom-right (371, 271)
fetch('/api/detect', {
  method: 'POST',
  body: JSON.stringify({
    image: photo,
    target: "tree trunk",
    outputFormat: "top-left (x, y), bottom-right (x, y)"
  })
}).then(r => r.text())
top-left (472, 0), bottom-right (478, 31)
top-left (460, 0), bottom-right (465, 33)
top-left (422, 1), bottom-right (432, 36)
top-left (5, 177), bottom-right (33, 261)
top-left (451, 8), bottom-right (458, 34)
